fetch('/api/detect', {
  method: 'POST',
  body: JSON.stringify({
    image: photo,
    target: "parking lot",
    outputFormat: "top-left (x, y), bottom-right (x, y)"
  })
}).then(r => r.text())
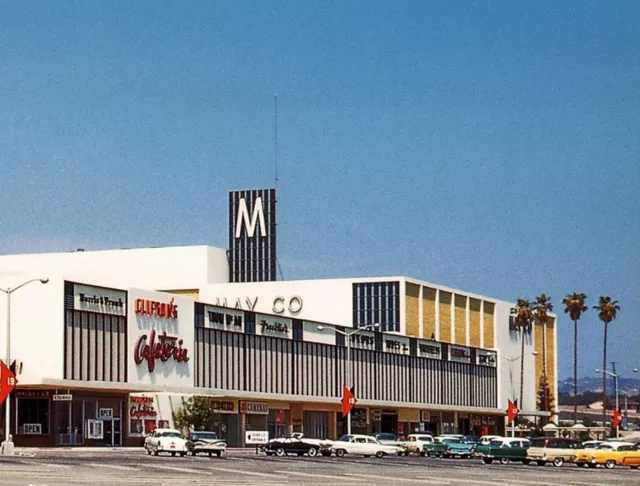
top-left (1, 449), bottom-right (639, 486)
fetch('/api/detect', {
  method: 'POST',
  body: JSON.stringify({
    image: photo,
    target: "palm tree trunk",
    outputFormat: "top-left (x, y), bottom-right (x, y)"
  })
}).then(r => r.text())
top-left (543, 321), bottom-right (547, 412)
top-left (602, 323), bottom-right (608, 428)
top-left (520, 326), bottom-right (526, 410)
top-left (573, 319), bottom-right (578, 425)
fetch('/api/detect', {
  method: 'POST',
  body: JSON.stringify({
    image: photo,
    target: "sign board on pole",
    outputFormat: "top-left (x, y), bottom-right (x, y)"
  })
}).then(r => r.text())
top-left (245, 431), bottom-right (269, 445)
top-left (0, 360), bottom-right (17, 405)
top-left (52, 394), bottom-right (73, 402)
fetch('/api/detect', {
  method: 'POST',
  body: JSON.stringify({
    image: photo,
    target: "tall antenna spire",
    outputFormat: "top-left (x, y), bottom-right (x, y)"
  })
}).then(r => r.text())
top-left (274, 93), bottom-right (279, 191)
top-left (274, 93), bottom-right (284, 281)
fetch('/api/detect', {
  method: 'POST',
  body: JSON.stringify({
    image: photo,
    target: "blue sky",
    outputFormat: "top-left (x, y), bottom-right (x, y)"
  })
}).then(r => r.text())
top-left (1, 2), bottom-right (638, 380)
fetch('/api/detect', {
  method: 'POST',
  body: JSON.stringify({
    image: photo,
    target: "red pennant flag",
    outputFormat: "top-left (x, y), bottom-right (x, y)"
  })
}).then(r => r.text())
top-left (507, 399), bottom-right (519, 424)
top-left (612, 408), bottom-right (623, 428)
top-left (341, 385), bottom-right (357, 418)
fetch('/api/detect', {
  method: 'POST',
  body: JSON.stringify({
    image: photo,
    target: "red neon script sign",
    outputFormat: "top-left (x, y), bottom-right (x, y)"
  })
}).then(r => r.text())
top-left (134, 329), bottom-right (189, 372)
top-left (134, 298), bottom-right (178, 319)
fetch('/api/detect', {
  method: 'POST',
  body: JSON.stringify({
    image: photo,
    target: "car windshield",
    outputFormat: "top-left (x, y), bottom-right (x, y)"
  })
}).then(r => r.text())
top-left (490, 440), bottom-right (503, 447)
top-left (530, 439), bottom-right (547, 448)
top-left (417, 436), bottom-right (432, 441)
top-left (443, 438), bottom-right (461, 444)
top-left (192, 433), bottom-right (219, 440)
top-left (160, 432), bottom-right (182, 438)
top-left (376, 434), bottom-right (396, 441)
top-left (337, 435), bottom-right (353, 442)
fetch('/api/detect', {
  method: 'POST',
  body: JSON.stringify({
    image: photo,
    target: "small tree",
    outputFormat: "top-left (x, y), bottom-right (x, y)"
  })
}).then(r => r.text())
top-left (172, 396), bottom-right (215, 433)
top-left (537, 375), bottom-right (555, 423)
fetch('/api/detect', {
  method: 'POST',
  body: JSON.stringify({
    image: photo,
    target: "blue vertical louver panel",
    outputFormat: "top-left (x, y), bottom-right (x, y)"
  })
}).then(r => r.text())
top-left (229, 188), bottom-right (277, 282)
top-left (352, 281), bottom-right (400, 332)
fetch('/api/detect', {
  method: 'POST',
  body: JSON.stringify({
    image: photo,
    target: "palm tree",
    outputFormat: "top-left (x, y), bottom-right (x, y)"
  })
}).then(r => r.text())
top-left (514, 299), bottom-right (534, 409)
top-left (562, 293), bottom-right (588, 424)
top-left (533, 294), bottom-right (553, 413)
top-left (593, 296), bottom-right (620, 428)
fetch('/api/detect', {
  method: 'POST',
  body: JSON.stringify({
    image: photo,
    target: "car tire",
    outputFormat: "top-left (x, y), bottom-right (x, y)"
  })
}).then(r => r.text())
top-left (536, 460), bottom-right (546, 466)
top-left (266, 452), bottom-right (274, 456)
top-left (552, 458), bottom-right (564, 467)
top-left (275, 448), bottom-right (286, 457)
top-left (146, 449), bottom-right (151, 456)
top-left (499, 457), bottom-right (509, 465)
top-left (375, 451), bottom-right (385, 459)
top-left (577, 463), bottom-right (586, 467)
top-left (336, 449), bottom-right (346, 458)
top-left (419, 451), bottom-right (426, 457)
top-left (604, 460), bottom-right (615, 469)
top-left (522, 459), bottom-right (531, 465)
top-left (630, 466), bottom-right (638, 470)
top-left (308, 447), bottom-right (318, 457)
top-left (154, 450), bottom-right (159, 456)
top-left (483, 458), bottom-right (493, 464)
top-left (180, 452), bottom-right (186, 457)
top-left (215, 452), bottom-right (221, 457)
top-left (588, 463), bottom-right (597, 468)
top-left (171, 452), bottom-right (176, 457)
top-left (192, 451), bottom-right (197, 456)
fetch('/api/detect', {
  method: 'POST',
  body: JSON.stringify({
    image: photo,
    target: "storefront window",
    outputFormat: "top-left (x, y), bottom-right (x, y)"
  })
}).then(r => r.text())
top-left (17, 398), bottom-right (49, 435)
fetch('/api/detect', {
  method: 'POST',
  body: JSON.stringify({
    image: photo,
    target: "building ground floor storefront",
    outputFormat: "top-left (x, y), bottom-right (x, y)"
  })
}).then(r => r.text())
top-left (3, 387), bottom-right (506, 448)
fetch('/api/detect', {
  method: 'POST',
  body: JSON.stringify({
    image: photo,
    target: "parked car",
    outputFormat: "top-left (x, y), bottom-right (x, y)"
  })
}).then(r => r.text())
top-left (441, 437), bottom-right (476, 459)
top-left (526, 437), bottom-right (583, 467)
top-left (144, 428), bottom-right (188, 457)
top-left (373, 433), bottom-right (409, 455)
top-left (581, 440), bottom-right (604, 449)
top-left (262, 434), bottom-right (324, 457)
top-left (475, 436), bottom-right (503, 457)
top-left (404, 434), bottom-right (435, 456)
top-left (186, 431), bottom-right (227, 457)
top-left (481, 437), bottom-right (530, 465)
top-left (330, 434), bottom-right (404, 458)
top-left (574, 441), bottom-right (640, 469)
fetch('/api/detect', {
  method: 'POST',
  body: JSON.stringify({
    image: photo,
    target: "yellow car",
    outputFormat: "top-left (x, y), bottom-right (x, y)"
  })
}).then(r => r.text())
top-left (574, 442), bottom-right (640, 469)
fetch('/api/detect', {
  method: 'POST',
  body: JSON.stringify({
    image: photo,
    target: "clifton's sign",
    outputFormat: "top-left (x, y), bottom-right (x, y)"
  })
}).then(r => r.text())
top-left (134, 329), bottom-right (189, 372)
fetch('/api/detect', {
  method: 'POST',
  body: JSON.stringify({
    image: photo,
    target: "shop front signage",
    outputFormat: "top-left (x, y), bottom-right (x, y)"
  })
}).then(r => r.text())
top-left (256, 314), bottom-right (292, 338)
top-left (272, 295), bottom-right (303, 315)
top-left (213, 295), bottom-right (303, 315)
top-left (245, 431), bottom-right (269, 444)
top-left (134, 329), bottom-right (190, 372)
top-left (134, 298), bottom-right (178, 319)
top-left (23, 424), bottom-right (42, 435)
top-left (130, 396), bottom-right (157, 419)
top-left (477, 350), bottom-right (497, 367)
top-left (383, 336), bottom-right (410, 355)
top-left (205, 305), bottom-right (244, 332)
top-left (215, 297), bottom-right (258, 311)
top-left (370, 409), bottom-right (382, 421)
top-left (74, 284), bottom-right (126, 316)
top-left (52, 394), bottom-right (73, 402)
top-left (348, 331), bottom-right (376, 351)
top-left (98, 408), bottom-right (113, 419)
top-left (240, 401), bottom-right (269, 415)
top-left (449, 344), bottom-right (472, 364)
top-left (417, 340), bottom-right (441, 358)
top-left (212, 400), bottom-right (237, 414)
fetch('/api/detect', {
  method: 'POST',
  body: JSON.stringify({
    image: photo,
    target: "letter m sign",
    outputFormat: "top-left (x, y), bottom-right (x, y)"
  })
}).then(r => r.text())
top-left (235, 196), bottom-right (267, 238)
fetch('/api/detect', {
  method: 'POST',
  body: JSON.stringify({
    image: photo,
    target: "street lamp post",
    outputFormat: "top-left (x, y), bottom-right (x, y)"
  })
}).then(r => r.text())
top-left (317, 323), bottom-right (380, 435)
top-left (502, 350), bottom-right (538, 437)
top-left (594, 367), bottom-right (638, 438)
top-left (1, 278), bottom-right (49, 443)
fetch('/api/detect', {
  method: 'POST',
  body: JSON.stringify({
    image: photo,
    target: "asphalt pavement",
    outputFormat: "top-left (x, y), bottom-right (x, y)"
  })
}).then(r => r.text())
top-left (1, 448), bottom-right (638, 486)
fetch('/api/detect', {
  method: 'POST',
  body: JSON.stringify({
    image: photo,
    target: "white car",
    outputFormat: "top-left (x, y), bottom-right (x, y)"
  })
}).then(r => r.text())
top-left (330, 434), bottom-right (404, 458)
top-left (144, 428), bottom-right (188, 457)
top-left (404, 433), bottom-right (435, 456)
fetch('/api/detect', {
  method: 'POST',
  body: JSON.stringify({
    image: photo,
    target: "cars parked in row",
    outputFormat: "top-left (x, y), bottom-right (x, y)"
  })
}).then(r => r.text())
top-left (326, 434), bottom-right (405, 458)
top-left (144, 428), bottom-right (188, 457)
top-left (262, 433), bottom-right (326, 457)
top-left (404, 433), bottom-right (435, 456)
top-left (573, 441), bottom-right (640, 469)
top-left (526, 437), bottom-right (583, 467)
top-left (186, 431), bottom-right (227, 457)
top-left (481, 438), bottom-right (531, 465)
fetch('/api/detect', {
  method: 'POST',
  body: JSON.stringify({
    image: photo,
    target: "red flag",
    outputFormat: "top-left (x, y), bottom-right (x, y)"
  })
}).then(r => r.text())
top-left (341, 385), bottom-right (357, 418)
top-left (612, 408), bottom-right (623, 428)
top-left (0, 361), bottom-right (18, 405)
top-left (507, 399), bottom-right (519, 424)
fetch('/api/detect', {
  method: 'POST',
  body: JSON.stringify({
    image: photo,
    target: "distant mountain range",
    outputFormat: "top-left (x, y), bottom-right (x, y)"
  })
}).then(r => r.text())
top-left (559, 377), bottom-right (640, 396)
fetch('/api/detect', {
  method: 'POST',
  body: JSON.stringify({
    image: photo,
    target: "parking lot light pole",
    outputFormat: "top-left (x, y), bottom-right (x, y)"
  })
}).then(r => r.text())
top-left (595, 367), bottom-right (638, 438)
top-left (317, 323), bottom-right (380, 435)
top-left (1, 278), bottom-right (49, 443)
top-left (502, 350), bottom-right (538, 438)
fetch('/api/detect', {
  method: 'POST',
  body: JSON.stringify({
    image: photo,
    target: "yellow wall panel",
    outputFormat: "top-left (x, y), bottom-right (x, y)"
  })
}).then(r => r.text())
top-left (546, 317), bottom-right (557, 408)
top-left (439, 291), bottom-right (452, 343)
top-left (469, 298), bottom-right (482, 348)
top-left (454, 295), bottom-right (467, 345)
top-left (483, 302), bottom-right (495, 348)
top-left (422, 287), bottom-right (437, 340)
top-left (405, 283), bottom-right (420, 337)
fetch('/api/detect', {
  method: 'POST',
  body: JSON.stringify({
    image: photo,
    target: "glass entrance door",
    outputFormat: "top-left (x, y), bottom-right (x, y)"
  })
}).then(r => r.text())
top-left (103, 419), bottom-right (113, 446)
top-left (113, 418), bottom-right (121, 446)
